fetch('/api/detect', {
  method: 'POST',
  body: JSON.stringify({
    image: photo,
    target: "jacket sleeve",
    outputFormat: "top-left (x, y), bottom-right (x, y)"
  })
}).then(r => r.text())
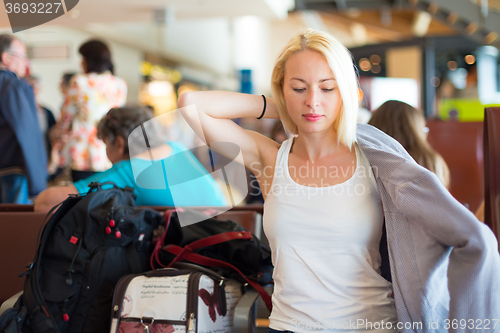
top-left (0, 81), bottom-right (47, 195)
top-left (396, 168), bottom-right (500, 327)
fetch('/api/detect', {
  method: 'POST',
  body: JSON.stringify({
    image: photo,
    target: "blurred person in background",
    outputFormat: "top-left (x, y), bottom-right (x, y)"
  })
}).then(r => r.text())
top-left (50, 39), bottom-right (127, 182)
top-left (59, 72), bottom-right (76, 97)
top-left (368, 100), bottom-right (450, 188)
top-left (0, 34), bottom-right (47, 203)
top-left (24, 75), bottom-right (56, 162)
top-left (35, 105), bottom-right (227, 212)
top-left (46, 72), bottom-right (77, 180)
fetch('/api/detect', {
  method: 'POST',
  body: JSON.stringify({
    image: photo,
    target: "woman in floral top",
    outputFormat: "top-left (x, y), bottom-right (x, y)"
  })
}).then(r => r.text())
top-left (52, 39), bottom-right (127, 181)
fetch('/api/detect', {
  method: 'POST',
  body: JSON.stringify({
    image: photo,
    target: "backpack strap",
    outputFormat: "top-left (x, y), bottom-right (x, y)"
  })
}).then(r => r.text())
top-left (20, 196), bottom-right (82, 332)
top-left (126, 243), bottom-right (143, 274)
top-left (86, 181), bottom-right (134, 194)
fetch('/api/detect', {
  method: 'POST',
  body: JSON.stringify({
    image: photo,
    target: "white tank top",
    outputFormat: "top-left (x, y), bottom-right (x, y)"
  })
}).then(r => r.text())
top-left (263, 137), bottom-right (397, 332)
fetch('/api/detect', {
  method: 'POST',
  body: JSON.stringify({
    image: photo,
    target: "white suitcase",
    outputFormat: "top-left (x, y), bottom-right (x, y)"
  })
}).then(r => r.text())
top-left (110, 265), bottom-right (245, 333)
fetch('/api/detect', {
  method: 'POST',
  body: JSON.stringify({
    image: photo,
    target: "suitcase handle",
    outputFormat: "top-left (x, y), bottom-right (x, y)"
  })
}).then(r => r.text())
top-left (171, 262), bottom-right (226, 282)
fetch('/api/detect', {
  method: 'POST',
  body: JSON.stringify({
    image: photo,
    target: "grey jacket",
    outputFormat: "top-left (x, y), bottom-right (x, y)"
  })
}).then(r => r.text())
top-left (357, 123), bottom-right (500, 333)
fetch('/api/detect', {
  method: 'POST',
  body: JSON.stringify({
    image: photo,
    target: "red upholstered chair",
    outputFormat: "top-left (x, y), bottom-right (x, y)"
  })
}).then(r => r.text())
top-left (0, 204), bottom-right (34, 212)
top-left (426, 120), bottom-right (484, 212)
top-left (0, 212), bottom-right (46, 305)
top-left (483, 107), bottom-right (500, 248)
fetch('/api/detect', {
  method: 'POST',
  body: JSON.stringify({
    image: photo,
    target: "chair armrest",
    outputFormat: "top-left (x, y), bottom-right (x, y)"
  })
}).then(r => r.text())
top-left (233, 288), bottom-right (259, 333)
top-left (0, 291), bottom-right (22, 316)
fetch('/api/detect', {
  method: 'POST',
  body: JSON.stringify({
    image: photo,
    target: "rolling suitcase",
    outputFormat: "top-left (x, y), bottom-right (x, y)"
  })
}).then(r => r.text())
top-left (110, 264), bottom-right (244, 333)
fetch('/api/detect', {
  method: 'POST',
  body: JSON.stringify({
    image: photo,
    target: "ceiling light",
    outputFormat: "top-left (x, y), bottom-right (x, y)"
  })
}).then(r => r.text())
top-left (446, 12), bottom-right (458, 25)
top-left (350, 23), bottom-right (367, 46)
top-left (485, 32), bottom-right (498, 44)
top-left (370, 54), bottom-right (381, 65)
top-left (427, 3), bottom-right (438, 15)
top-left (465, 55), bottom-right (476, 65)
top-left (359, 58), bottom-right (371, 71)
top-left (466, 22), bottom-right (478, 35)
top-left (412, 11), bottom-right (432, 37)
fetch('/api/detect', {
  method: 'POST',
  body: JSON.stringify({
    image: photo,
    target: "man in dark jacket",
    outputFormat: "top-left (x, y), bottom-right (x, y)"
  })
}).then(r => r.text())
top-left (0, 34), bottom-right (47, 203)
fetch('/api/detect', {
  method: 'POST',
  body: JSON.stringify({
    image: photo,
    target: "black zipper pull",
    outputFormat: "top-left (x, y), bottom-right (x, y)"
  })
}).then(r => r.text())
top-left (66, 269), bottom-right (74, 286)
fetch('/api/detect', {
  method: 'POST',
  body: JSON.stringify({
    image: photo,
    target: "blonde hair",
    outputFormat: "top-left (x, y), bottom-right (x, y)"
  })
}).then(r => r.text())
top-left (271, 28), bottom-right (359, 149)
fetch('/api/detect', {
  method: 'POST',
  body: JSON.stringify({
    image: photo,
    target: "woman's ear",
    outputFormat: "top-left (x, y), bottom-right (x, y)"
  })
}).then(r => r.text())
top-left (115, 136), bottom-right (126, 157)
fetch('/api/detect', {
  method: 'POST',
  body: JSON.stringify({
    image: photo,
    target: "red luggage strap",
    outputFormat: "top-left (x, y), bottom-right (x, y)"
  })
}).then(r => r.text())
top-left (163, 242), bottom-right (272, 312)
top-left (182, 231), bottom-right (253, 250)
top-left (151, 209), bottom-right (273, 312)
top-left (151, 209), bottom-right (179, 269)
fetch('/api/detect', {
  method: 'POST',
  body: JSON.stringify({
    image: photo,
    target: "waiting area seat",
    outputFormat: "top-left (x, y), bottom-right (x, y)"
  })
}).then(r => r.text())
top-left (426, 120), bottom-right (484, 212)
top-left (0, 212), bottom-right (47, 305)
top-left (0, 205), bottom-right (265, 309)
top-left (0, 204), bottom-right (34, 212)
top-left (484, 107), bottom-right (500, 249)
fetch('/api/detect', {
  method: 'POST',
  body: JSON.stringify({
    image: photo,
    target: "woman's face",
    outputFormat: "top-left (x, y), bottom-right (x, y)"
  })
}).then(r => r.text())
top-left (103, 137), bottom-right (125, 164)
top-left (283, 49), bottom-right (342, 135)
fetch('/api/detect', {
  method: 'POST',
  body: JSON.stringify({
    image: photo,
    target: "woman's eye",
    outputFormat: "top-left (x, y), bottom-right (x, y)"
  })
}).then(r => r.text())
top-left (293, 88), bottom-right (305, 92)
top-left (322, 88), bottom-right (334, 92)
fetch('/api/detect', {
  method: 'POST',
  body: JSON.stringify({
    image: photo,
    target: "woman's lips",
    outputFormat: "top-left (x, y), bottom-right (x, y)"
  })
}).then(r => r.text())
top-left (303, 114), bottom-right (323, 122)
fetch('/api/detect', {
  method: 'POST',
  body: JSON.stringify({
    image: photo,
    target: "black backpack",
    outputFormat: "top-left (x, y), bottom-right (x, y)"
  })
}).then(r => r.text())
top-left (0, 182), bottom-right (162, 333)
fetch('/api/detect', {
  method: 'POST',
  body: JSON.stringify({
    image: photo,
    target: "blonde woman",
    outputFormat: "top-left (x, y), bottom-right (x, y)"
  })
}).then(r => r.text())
top-left (178, 29), bottom-right (499, 332)
top-left (368, 100), bottom-right (450, 188)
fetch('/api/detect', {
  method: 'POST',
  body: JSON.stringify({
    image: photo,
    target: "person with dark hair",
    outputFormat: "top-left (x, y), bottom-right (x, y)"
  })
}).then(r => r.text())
top-left (51, 39), bottom-right (127, 182)
top-left (35, 105), bottom-right (227, 212)
top-left (0, 34), bottom-right (47, 203)
top-left (78, 40), bottom-right (114, 74)
top-left (59, 72), bottom-right (76, 96)
top-left (368, 100), bottom-right (450, 188)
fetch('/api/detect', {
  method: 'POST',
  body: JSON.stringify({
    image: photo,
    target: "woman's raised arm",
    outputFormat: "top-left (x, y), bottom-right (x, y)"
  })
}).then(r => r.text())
top-left (177, 91), bottom-right (279, 171)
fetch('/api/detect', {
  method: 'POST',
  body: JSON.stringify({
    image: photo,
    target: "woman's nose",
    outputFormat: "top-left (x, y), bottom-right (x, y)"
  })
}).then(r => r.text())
top-left (306, 89), bottom-right (320, 108)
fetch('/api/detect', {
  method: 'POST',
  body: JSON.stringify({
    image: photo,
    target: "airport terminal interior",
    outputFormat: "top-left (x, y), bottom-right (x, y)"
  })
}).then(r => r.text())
top-left (1, 0), bottom-right (500, 331)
